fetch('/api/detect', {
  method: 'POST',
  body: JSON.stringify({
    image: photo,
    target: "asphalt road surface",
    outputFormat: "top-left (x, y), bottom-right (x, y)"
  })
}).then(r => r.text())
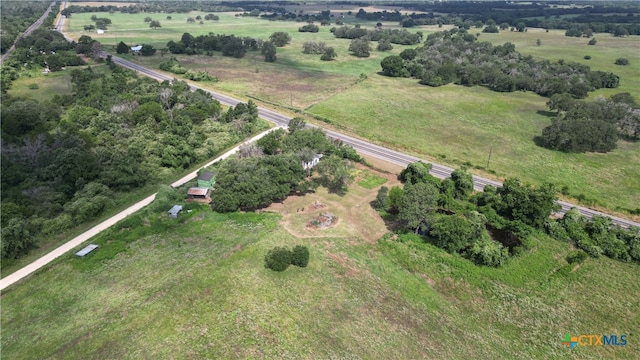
top-left (110, 54), bottom-right (639, 230)
top-left (0, 0), bottom-right (57, 64)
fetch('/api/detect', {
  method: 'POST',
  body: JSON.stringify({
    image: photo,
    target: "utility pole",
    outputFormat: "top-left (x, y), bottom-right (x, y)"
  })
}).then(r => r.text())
top-left (486, 146), bottom-right (492, 169)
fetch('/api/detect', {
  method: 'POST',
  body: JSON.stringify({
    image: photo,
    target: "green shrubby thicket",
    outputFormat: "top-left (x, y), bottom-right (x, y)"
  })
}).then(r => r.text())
top-left (264, 245), bottom-right (309, 271)
top-left (1, 58), bottom-right (267, 260)
top-left (381, 29), bottom-right (619, 98)
top-left (377, 162), bottom-right (639, 267)
top-left (211, 118), bottom-right (361, 212)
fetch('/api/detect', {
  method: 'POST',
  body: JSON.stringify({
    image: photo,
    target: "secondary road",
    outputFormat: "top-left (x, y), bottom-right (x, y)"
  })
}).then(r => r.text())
top-left (0, 0), bottom-right (57, 64)
top-left (110, 55), bottom-right (639, 229)
top-left (0, 129), bottom-right (280, 291)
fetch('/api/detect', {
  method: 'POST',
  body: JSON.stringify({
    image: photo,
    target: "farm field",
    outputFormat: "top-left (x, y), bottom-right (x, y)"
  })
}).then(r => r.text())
top-left (2, 166), bottom-right (638, 359)
top-left (63, 11), bottom-right (640, 214)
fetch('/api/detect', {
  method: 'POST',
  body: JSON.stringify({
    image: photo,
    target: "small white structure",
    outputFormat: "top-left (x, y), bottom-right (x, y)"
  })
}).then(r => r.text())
top-left (131, 45), bottom-right (143, 52)
top-left (96, 29), bottom-right (105, 35)
top-left (168, 205), bottom-right (183, 218)
top-left (302, 154), bottom-right (323, 170)
top-left (75, 244), bottom-right (99, 257)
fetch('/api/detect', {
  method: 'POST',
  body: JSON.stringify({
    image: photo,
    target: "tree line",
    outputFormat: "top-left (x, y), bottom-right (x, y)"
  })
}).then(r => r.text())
top-left (380, 29), bottom-right (619, 98)
top-left (1, 61), bottom-right (270, 261)
top-left (209, 118), bottom-right (362, 213)
top-left (166, 32), bottom-right (264, 58)
top-left (0, 0), bottom-right (52, 54)
top-left (375, 161), bottom-right (640, 267)
top-left (536, 93), bottom-right (640, 153)
top-left (358, 2), bottom-right (640, 35)
top-left (61, 2), bottom-right (241, 16)
top-left (332, 26), bottom-right (422, 45)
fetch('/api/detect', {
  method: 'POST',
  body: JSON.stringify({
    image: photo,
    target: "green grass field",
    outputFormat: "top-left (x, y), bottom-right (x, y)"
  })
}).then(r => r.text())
top-left (4, 9), bottom-right (636, 359)
top-left (64, 13), bottom-right (640, 215)
top-left (7, 68), bottom-right (73, 101)
top-left (2, 194), bottom-right (638, 359)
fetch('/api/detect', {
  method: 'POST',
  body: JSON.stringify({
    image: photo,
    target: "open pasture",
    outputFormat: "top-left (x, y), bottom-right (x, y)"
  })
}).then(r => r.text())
top-left (65, 12), bottom-right (640, 214)
top-left (2, 174), bottom-right (638, 359)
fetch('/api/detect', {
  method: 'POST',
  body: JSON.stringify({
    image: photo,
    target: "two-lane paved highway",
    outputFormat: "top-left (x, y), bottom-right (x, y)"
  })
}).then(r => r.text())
top-left (0, 0), bottom-right (58, 64)
top-left (110, 55), bottom-right (639, 229)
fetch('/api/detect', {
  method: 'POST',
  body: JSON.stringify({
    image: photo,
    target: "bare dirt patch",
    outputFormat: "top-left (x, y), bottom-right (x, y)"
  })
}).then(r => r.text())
top-left (266, 164), bottom-right (401, 243)
top-left (176, 54), bottom-right (353, 109)
top-left (306, 211), bottom-right (338, 230)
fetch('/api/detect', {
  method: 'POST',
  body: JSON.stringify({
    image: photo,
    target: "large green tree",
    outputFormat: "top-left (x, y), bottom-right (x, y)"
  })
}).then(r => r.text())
top-left (316, 154), bottom-right (354, 193)
top-left (398, 182), bottom-right (439, 232)
top-left (269, 32), bottom-right (291, 47)
top-left (494, 178), bottom-right (559, 228)
top-left (381, 55), bottom-right (408, 77)
top-left (261, 41), bottom-right (277, 62)
top-left (349, 38), bottom-right (371, 57)
top-left (450, 168), bottom-right (474, 200)
top-left (116, 41), bottom-right (130, 54)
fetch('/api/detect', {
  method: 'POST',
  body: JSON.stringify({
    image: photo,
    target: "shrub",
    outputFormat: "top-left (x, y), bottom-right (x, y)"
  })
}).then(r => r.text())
top-left (291, 245), bottom-right (310, 267)
top-left (566, 250), bottom-right (588, 264)
top-left (464, 237), bottom-right (509, 267)
top-left (264, 246), bottom-right (292, 272)
top-left (373, 186), bottom-right (389, 211)
top-left (584, 55), bottom-right (591, 60)
top-left (615, 57), bottom-right (629, 66)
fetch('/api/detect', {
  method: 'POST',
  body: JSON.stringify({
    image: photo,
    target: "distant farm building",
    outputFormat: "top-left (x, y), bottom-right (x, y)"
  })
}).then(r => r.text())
top-left (187, 187), bottom-right (211, 203)
top-left (168, 205), bottom-right (183, 218)
top-left (131, 45), bottom-right (142, 53)
top-left (96, 29), bottom-right (105, 35)
top-left (197, 171), bottom-right (216, 188)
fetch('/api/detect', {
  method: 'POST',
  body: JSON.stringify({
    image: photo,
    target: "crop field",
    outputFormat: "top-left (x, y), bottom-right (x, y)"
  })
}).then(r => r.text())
top-left (2, 168), bottom-right (638, 359)
top-left (63, 11), bottom-right (640, 214)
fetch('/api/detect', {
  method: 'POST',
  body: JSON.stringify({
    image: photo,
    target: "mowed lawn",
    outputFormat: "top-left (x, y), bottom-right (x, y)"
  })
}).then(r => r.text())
top-left (2, 184), bottom-right (638, 359)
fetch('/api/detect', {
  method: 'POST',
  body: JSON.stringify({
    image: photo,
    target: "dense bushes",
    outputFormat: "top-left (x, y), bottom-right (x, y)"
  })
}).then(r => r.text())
top-left (264, 245), bottom-right (309, 271)
top-left (160, 57), bottom-right (219, 82)
top-left (299, 24), bottom-right (319, 33)
top-left (167, 32), bottom-right (262, 58)
top-left (548, 208), bottom-right (640, 263)
top-left (386, 159), bottom-right (639, 267)
top-left (375, 162), bottom-right (560, 267)
top-left (536, 94), bottom-right (640, 153)
top-left (1, 64), bottom-right (272, 261)
top-left (264, 247), bottom-right (292, 272)
top-left (333, 26), bottom-right (421, 45)
top-left (380, 29), bottom-right (619, 98)
top-left (291, 245), bottom-right (310, 267)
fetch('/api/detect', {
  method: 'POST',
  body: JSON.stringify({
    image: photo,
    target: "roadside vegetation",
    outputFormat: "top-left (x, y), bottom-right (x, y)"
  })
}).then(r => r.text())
top-left (0, 1), bottom-right (53, 54)
top-left (1, 42), bottom-right (269, 266)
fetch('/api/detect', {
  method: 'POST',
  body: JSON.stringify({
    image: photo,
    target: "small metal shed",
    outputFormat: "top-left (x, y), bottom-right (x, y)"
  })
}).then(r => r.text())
top-left (75, 244), bottom-right (99, 257)
top-left (168, 205), bottom-right (183, 218)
